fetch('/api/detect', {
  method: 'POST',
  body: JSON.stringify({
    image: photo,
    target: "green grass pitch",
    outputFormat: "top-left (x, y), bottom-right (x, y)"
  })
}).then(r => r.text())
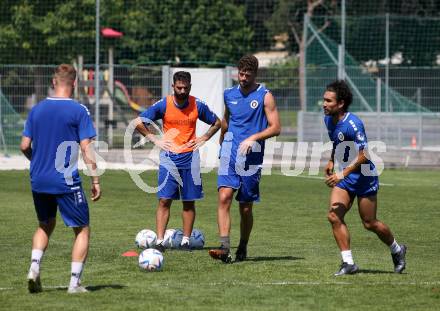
top-left (1, 169), bottom-right (439, 310)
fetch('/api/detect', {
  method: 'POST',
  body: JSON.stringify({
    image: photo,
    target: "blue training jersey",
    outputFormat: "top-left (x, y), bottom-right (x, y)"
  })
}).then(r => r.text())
top-left (324, 112), bottom-right (376, 182)
top-left (223, 84), bottom-right (269, 165)
top-left (23, 97), bottom-right (96, 193)
top-left (140, 96), bottom-right (217, 169)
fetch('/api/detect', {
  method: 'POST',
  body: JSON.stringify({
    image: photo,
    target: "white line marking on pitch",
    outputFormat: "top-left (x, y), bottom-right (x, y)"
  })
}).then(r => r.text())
top-left (0, 285), bottom-right (67, 291)
top-left (291, 175), bottom-right (395, 186)
top-left (166, 281), bottom-right (440, 286)
top-left (259, 281), bottom-right (440, 286)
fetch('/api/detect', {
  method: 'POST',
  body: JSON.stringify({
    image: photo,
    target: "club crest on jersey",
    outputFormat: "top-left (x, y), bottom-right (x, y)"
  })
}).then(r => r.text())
top-left (338, 132), bottom-right (345, 141)
top-left (250, 100), bottom-right (258, 109)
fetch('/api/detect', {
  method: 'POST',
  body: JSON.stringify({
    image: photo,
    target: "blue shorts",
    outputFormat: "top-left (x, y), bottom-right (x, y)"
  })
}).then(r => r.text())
top-left (217, 167), bottom-right (262, 203)
top-left (336, 175), bottom-right (379, 197)
top-left (32, 186), bottom-right (89, 227)
top-left (157, 166), bottom-right (203, 201)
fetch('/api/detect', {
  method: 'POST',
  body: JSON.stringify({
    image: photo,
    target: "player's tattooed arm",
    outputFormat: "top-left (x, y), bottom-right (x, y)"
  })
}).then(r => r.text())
top-left (219, 106), bottom-right (230, 145)
top-left (186, 117), bottom-right (221, 150)
top-left (204, 117), bottom-right (221, 139)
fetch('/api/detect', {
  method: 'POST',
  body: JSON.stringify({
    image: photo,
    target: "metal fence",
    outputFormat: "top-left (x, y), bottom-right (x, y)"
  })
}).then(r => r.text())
top-left (298, 111), bottom-right (440, 150)
top-left (305, 15), bottom-right (440, 113)
top-left (304, 66), bottom-right (440, 113)
top-left (2, 64), bottom-right (440, 153)
top-left (0, 64), bottom-right (301, 151)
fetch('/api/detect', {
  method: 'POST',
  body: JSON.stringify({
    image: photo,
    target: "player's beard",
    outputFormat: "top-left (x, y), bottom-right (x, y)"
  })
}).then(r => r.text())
top-left (239, 80), bottom-right (249, 89)
top-left (175, 93), bottom-right (189, 101)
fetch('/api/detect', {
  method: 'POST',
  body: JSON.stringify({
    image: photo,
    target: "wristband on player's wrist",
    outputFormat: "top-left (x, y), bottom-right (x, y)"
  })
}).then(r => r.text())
top-left (92, 181), bottom-right (100, 184)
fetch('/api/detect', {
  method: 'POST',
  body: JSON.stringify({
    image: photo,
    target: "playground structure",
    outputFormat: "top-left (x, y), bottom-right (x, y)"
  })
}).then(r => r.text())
top-left (74, 64), bottom-right (155, 146)
top-left (0, 62), bottom-right (155, 155)
top-left (76, 67), bottom-right (149, 114)
top-left (74, 27), bottom-right (156, 146)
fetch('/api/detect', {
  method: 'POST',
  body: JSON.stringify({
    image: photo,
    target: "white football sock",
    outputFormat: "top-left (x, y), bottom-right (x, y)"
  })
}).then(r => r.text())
top-left (181, 236), bottom-right (190, 245)
top-left (390, 240), bottom-right (402, 254)
top-left (69, 262), bottom-right (84, 288)
top-left (341, 250), bottom-right (354, 265)
top-left (156, 239), bottom-right (164, 245)
top-left (30, 249), bottom-right (44, 274)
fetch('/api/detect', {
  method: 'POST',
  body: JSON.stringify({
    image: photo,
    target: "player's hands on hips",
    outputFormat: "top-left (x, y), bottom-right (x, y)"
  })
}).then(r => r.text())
top-left (91, 183), bottom-right (101, 201)
top-left (325, 160), bottom-right (334, 177)
top-left (146, 133), bottom-right (174, 152)
top-left (185, 135), bottom-right (208, 150)
top-left (154, 138), bottom-right (173, 152)
top-left (239, 138), bottom-right (256, 155)
top-left (325, 172), bottom-right (344, 188)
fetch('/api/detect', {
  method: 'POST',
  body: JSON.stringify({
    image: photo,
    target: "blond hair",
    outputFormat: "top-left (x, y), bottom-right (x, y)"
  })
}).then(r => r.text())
top-left (53, 64), bottom-right (76, 85)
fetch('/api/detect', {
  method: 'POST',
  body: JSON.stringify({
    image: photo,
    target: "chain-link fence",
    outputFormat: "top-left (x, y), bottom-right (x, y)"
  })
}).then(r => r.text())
top-left (2, 63), bottom-right (440, 151)
top-left (299, 111), bottom-right (440, 150)
top-left (305, 15), bottom-right (440, 113)
top-left (2, 1), bottom-right (440, 153)
top-left (0, 64), bottom-right (301, 150)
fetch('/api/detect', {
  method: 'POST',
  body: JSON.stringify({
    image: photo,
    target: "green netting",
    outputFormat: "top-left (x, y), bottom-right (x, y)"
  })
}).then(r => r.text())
top-left (305, 17), bottom-right (431, 113)
top-left (0, 90), bottom-right (23, 153)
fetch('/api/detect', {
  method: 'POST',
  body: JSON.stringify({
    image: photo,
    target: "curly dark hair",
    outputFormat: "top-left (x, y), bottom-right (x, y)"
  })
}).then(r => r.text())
top-left (237, 55), bottom-right (259, 73)
top-left (173, 71), bottom-right (191, 84)
top-left (326, 80), bottom-right (353, 111)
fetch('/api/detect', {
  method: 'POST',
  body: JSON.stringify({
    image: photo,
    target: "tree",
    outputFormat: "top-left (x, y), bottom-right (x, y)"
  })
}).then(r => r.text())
top-left (0, 0), bottom-right (95, 65)
top-left (265, 0), bottom-right (337, 110)
top-left (0, 0), bottom-right (254, 105)
top-left (117, 0), bottom-right (253, 65)
top-left (339, 1), bottom-right (440, 66)
top-left (233, 0), bottom-right (277, 51)
top-left (0, 0), bottom-right (253, 66)
top-left (0, 0), bottom-right (96, 102)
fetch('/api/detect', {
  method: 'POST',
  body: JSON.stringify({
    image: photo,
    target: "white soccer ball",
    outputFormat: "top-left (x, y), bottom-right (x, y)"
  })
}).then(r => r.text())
top-left (138, 248), bottom-right (164, 271)
top-left (169, 229), bottom-right (183, 249)
top-left (135, 229), bottom-right (157, 249)
top-left (190, 229), bottom-right (205, 249)
top-left (163, 229), bottom-right (176, 248)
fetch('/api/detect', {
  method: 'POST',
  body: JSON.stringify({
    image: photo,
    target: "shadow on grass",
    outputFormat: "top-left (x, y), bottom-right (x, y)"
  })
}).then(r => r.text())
top-left (51, 284), bottom-right (126, 292)
top-left (244, 256), bottom-right (305, 262)
top-left (201, 246), bottom-right (230, 251)
top-left (357, 269), bottom-right (395, 274)
top-left (87, 284), bottom-right (126, 291)
top-left (160, 247), bottom-right (212, 252)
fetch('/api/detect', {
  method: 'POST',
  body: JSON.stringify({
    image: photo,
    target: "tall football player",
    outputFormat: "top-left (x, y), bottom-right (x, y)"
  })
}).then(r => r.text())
top-left (209, 55), bottom-right (281, 263)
